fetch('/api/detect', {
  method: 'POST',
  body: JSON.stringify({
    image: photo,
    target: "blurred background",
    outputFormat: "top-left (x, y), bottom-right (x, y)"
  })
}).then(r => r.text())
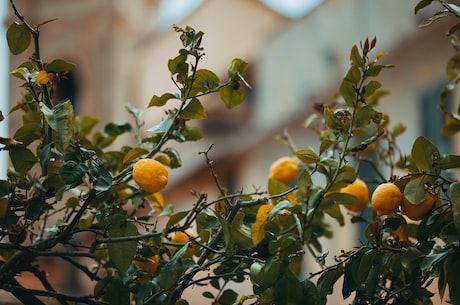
top-left (2, 0), bottom-right (457, 304)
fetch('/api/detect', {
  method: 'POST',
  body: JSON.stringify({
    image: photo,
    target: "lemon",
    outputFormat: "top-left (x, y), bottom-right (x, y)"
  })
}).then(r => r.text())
top-left (132, 159), bottom-right (168, 193)
top-left (268, 156), bottom-right (298, 184)
top-left (400, 189), bottom-right (436, 221)
top-left (134, 255), bottom-right (159, 275)
top-left (338, 178), bottom-right (369, 212)
top-left (371, 182), bottom-right (402, 217)
top-left (172, 229), bottom-right (196, 257)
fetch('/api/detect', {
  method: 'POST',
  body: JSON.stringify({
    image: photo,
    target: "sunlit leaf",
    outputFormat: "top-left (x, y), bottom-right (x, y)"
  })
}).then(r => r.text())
top-left (190, 69), bottom-right (220, 96)
top-left (122, 147), bottom-right (148, 164)
top-left (296, 147), bottom-right (319, 164)
top-left (219, 86), bottom-right (245, 109)
top-left (40, 101), bottom-right (74, 152)
top-left (180, 98), bottom-right (206, 119)
top-left (227, 58), bottom-right (248, 81)
top-left (148, 93), bottom-right (177, 108)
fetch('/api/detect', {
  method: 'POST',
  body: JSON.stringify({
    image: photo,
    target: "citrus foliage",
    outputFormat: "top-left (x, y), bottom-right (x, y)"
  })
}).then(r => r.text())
top-left (1, 1), bottom-right (460, 305)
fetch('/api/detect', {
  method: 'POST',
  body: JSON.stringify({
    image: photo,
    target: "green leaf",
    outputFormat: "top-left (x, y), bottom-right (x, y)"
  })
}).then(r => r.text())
top-left (90, 160), bottom-right (112, 192)
top-left (446, 254), bottom-right (460, 305)
top-left (355, 105), bottom-right (380, 127)
top-left (317, 267), bottom-right (344, 304)
top-left (217, 289), bottom-right (238, 305)
top-left (415, 0), bottom-right (434, 14)
top-left (449, 182), bottom-right (460, 235)
top-left (59, 160), bottom-right (88, 185)
top-left (219, 86), bottom-right (245, 109)
top-left (296, 169), bottom-right (313, 204)
top-left (180, 98), bottom-right (206, 119)
top-left (446, 53), bottom-right (460, 81)
top-left (45, 59), bottom-right (76, 73)
top-left (325, 192), bottom-right (358, 206)
top-left (350, 45), bottom-right (364, 68)
top-left (74, 115), bottom-right (99, 136)
top-left (9, 147), bottom-right (37, 173)
top-left (40, 101), bottom-right (74, 152)
top-left (391, 122), bottom-right (407, 138)
top-left (13, 122), bottom-right (41, 146)
top-left (163, 211), bottom-right (188, 234)
top-left (104, 122), bottom-right (132, 136)
top-left (148, 93), bottom-right (177, 108)
top-left (319, 138), bottom-right (334, 155)
top-left (25, 198), bottom-right (51, 221)
top-left (363, 80), bottom-right (382, 98)
top-left (164, 147), bottom-right (182, 169)
top-left (411, 136), bottom-right (440, 175)
top-left (331, 166), bottom-right (356, 190)
top-left (190, 69), bottom-right (220, 96)
top-left (107, 215), bottom-right (139, 272)
top-left (153, 244), bottom-right (196, 291)
top-left (7, 22), bottom-right (31, 55)
top-left (146, 113), bottom-right (173, 135)
top-left (182, 125), bottom-right (203, 141)
top-left (0, 180), bottom-right (11, 198)
top-left (216, 211), bottom-right (253, 251)
top-left (321, 196), bottom-right (345, 226)
top-left (227, 58), bottom-right (248, 81)
top-left (168, 50), bottom-right (188, 74)
top-left (296, 147), bottom-right (319, 164)
top-left (438, 154), bottom-right (460, 169)
top-left (302, 279), bottom-right (319, 305)
top-left (202, 291), bottom-right (214, 299)
top-left (419, 11), bottom-right (451, 28)
top-left (447, 22), bottom-right (460, 36)
top-left (103, 274), bottom-right (130, 305)
top-left (442, 113), bottom-right (460, 136)
top-left (0, 198), bottom-right (19, 227)
top-left (268, 178), bottom-right (289, 197)
top-left (404, 176), bottom-right (430, 205)
top-left (339, 71), bottom-right (358, 107)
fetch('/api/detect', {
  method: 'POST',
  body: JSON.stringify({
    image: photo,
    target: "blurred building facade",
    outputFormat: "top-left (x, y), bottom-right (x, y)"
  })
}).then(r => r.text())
top-left (4, 0), bottom-right (457, 304)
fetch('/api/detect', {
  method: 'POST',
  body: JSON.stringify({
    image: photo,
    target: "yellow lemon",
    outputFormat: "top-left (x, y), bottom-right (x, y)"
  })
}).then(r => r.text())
top-left (134, 255), bottom-right (159, 275)
top-left (338, 178), bottom-right (369, 212)
top-left (400, 189), bottom-right (436, 221)
top-left (268, 156), bottom-right (298, 184)
top-left (371, 182), bottom-right (402, 217)
top-left (172, 229), bottom-right (196, 256)
top-left (132, 159), bottom-right (168, 193)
